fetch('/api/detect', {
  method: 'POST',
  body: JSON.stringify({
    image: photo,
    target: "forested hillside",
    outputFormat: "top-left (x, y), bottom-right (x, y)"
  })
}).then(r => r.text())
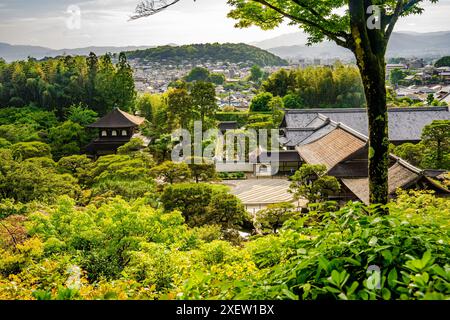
top-left (125, 43), bottom-right (288, 66)
top-left (0, 52), bottom-right (136, 118)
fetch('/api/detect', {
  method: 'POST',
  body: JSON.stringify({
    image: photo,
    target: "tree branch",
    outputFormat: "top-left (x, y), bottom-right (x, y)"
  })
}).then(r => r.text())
top-left (251, 0), bottom-right (350, 48)
top-left (130, 0), bottom-right (183, 20)
top-left (384, 0), bottom-right (405, 43)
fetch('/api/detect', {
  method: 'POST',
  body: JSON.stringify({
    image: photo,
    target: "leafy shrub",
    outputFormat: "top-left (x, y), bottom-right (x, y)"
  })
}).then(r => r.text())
top-left (11, 141), bottom-right (52, 160)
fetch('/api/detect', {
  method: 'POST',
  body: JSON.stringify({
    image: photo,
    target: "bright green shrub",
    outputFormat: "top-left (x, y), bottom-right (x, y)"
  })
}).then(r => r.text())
top-left (11, 141), bottom-right (51, 160)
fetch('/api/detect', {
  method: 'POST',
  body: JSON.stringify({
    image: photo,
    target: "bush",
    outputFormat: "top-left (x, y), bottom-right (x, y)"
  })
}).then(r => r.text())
top-left (161, 183), bottom-right (246, 229)
top-left (11, 141), bottom-right (51, 160)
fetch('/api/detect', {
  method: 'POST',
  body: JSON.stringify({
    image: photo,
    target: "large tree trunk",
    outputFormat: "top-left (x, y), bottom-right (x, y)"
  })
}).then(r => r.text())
top-left (350, 0), bottom-right (389, 208)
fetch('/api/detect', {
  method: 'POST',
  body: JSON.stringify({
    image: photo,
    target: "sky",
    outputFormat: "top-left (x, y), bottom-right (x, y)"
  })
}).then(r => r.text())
top-left (0, 0), bottom-right (450, 49)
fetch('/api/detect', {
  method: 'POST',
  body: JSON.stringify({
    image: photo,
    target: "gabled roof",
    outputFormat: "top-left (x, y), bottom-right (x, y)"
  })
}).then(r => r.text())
top-left (341, 161), bottom-right (423, 205)
top-left (281, 107), bottom-right (450, 145)
top-left (87, 108), bottom-right (146, 128)
top-left (296, 124), bottom-right (367, 171)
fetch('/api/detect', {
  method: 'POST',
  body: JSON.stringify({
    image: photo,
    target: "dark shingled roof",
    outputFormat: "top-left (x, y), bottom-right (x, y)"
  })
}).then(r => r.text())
top-left (87, 108), bottom-right (146, 128)
top-left (281, 107), bottom-right (450, 146)
top-left (341, 160), bottom-right (423, 205)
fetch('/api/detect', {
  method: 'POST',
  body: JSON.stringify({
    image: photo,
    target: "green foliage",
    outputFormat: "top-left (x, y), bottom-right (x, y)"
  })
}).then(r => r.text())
top-left (248, 65), bottom-right (263, 82)
top-left (262, 64), bottom-right (365, 109)
top-left (390, 69), bottom-right (407, 85)
top-left (185, 157), bottom-right (217, 183)
top-left (421, 120), bottom-right (450, 169)
top-left (185, 67), bottom-right (210, 82)
top-left (208, 73), bottom-right (226, 85)
top-left (0, 149), bottom-right (80, 203)
top-left (161, 183), bottom-right (246, 229)
top-left (225, 194), bottom-right (450, 300)
top-left (218, 172), bottom-right (246, 180)
top-left (10, 141), bottom-right (51, 160)
top-left (0, 54), bottom-right (136, 116)
top-left (57, 155), bottom-right (93, 186)
top-left (117, 138), bottom-right (145, 155)
top-left (393, 143), bottom-right (427, 168)
top-left (190, 81), bottom-right (218, 122)
top-left (289, 164), bottom-right (341, 203)
top-left (47, 121), bottom-right (89, 160)
top-left (249, 92), bottom-right (273, 112)
top-left (255, 202), bottom-right (298, 234)
top-left (435, 56), bottom-right (450, 67)
top-left (150, 161), bottom-right (191, 184)
top-left (67, 104), bottom-right (98, 126)
top-left (135, 93), bottom-right (154, 121)
top-left (126, 43), bottom-right (287, 66)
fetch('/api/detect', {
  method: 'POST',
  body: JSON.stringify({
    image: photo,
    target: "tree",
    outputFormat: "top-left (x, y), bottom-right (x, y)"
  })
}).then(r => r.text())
top-left (112, 52), bottom-right (136, 111)
top-left (249, 92), bottom-right (273, 112)
top-left (262, 68), bottom-right (294, 97)
top-left (10, 142), bottom-right (52, 161)
top-left (393, 142), bottom-right (427, 168)
top-left (135, 93), bottom-right (154, 120)
top-left (390, 68), bottom-right (406, 86)
top-left (47, 121), bottom-right (89, 160)
top-left (149, 134), bottom-right (173, 163)
top-left (185, 67), bottom-right (210, 82)
top-left (421, 120), bottom-right (450, 169)
top-left (117, 138), bottom-right (145, 154)
top-left (150, 161), bottom-right (191, 184)
top-left (167, 88), bottom-right (194, 129)
top-left (134, 0), bottom-right (440, 207)
top-left (249, 65), bottom-right (263, 82)
top-left (289, 164), bottom-right (341, 204)
top-left (435, 56), bottom-right (450, 67)
top-left (57, 155), bottom-right (94, 186)
top-left (255, 202), bottom-right (297, 234)
top-left (427, 93), bottom-right (434, 106)
top-left (161, 183), bottom-right (246, 228)
top-left (190, 81), bottom-right (218, 123)
top-left (185, 157), bottom-right (217, 183)
top-left (67, 104), bottom-right (98, 126)
top-left (208, 73), bottom-right (226, 85)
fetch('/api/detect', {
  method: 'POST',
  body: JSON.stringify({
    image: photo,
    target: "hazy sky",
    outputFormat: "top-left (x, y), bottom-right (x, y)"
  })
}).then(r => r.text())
top-left (0, 0), bottom-right (450, 49)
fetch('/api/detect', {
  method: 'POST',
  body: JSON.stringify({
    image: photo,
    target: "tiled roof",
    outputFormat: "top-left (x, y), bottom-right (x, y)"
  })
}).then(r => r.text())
top-left (87, 108), bottom-right (146, 128)
top-left (296, 126), bottom-right (366, 171)
top-left (282, 107), bottom-right (450, 144)
top-left (341, 161), bottom-right (422, 205)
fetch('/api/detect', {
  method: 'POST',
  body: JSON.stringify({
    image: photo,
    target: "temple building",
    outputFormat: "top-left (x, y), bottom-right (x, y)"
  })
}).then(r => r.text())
top-left (293, 121), bottom-right (449, 204)
top-left (85, 108), bottom-right (148, 157)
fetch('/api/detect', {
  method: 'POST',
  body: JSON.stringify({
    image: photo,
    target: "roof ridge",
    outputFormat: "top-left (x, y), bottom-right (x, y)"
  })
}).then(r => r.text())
top-left (284, 106), bottom-right (449, 113)
top-left (389, 154), bottom-right (423, 175)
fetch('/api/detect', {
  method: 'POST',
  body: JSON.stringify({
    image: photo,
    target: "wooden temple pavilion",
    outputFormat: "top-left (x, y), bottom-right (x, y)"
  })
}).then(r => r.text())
top-left (85, 108), bottom-right (146, 157)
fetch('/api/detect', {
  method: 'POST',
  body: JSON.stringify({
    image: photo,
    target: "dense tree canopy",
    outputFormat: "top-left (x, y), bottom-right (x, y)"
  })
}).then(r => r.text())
top-left (262, 64), bottom-right (365, 109)
top-left (0, 53), bottom-right (136, 117)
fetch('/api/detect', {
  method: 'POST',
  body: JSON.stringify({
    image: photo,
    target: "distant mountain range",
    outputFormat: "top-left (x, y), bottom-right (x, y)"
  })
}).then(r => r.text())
top-left (0, 42), bottom-right (286, 66)
top-left (0, 43), bottom-right (159, 62)
top-left (2, 31), bottom-right (450, 63)
top-left (251, 31), bottom-right (450, 60)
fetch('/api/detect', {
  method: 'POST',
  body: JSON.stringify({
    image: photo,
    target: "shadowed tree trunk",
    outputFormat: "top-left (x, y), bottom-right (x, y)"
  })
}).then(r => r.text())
top-left (349, 0), bottom-right (389, 206)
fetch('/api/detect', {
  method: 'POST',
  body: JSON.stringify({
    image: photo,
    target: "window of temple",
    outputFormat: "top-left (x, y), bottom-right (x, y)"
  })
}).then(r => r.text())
top-left (111, 130), bottom-right (117, 137)
top-left (101, 130), bottom-right (107, 137)
top-left (122, 130), bottom-right (128, 136)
